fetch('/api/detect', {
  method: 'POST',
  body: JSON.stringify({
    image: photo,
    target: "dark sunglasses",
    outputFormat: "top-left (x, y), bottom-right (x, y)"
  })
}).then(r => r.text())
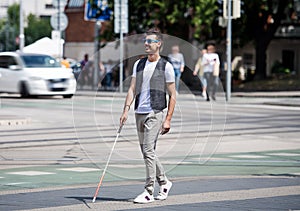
top-left (143, 39), bottom-right (160, 44)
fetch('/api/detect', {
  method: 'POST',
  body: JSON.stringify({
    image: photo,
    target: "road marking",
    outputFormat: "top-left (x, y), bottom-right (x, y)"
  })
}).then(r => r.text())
top-left (5, 182), bottom-right (29, 186)
top-left (7, 171), bottom-right (55, 176)
top-left (267, 152), bottom-right (300, 157)
top-left (57, 167), bottom-right (99, 172)
top-left (228, 155), bottom-right (269, 159)
top-left (109, 164), bottom-right (144, 168)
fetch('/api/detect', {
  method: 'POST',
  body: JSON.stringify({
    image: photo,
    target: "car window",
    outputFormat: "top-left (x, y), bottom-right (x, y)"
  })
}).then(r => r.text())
top-left (20, 55), bottom-right (61, 68)
top-left (0, 56), bottom-right (18, 68)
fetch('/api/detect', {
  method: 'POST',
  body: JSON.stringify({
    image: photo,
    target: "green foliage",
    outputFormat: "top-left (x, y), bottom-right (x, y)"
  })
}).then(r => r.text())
top-left (192, 0), bottom-right (217, 41)
top-left (24, 14), bottom-right (52, 46)
top-left (129, 0), bottom-right (217, 41)
top-left (0, 3), bottom-right (20, 51)
top-left (7, 3), bottom-right (20, 27)
top-left (271, 60), bottom-right (291, 74)
top-left (0, 3), bottom-right (52, 52)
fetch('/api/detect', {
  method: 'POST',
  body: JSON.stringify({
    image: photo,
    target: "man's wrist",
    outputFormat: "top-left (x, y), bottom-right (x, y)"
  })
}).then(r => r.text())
top-left (123, 104), bottom-right (130, 111)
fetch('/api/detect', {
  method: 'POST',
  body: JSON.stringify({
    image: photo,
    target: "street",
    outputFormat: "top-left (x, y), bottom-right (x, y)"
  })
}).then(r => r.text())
top-left (0, 91), bottom-right (300, 210)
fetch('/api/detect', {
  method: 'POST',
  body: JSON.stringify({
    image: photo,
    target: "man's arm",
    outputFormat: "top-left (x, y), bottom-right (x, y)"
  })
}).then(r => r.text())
top-left (161, 82), bottom-right (176, 135)
top-left (120, 77), bottom-right (136, 125)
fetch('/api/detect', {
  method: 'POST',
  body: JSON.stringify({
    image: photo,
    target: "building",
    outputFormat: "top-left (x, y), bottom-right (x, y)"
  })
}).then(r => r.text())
top-left (64, 0), bottom-right (95, 61)
top-left (0, 0), bottom-right (57, 18)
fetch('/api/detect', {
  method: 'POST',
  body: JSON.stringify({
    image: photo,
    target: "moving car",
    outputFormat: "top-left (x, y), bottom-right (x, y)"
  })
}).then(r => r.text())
top-left (0, 52), bottom-right (76, 98)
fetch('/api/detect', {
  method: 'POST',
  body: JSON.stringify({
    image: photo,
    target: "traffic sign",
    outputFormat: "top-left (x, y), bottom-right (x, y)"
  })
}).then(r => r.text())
top-left (114, 18), bottom-right (128, 33)
top-left (50, 12), bottom-right (68, 31)
top-left (114, 0), bottom-right (128, 33)
top-left (84, 0), bottom-right (112, 21)
top-left (114, 4), bottom-right (128, 18)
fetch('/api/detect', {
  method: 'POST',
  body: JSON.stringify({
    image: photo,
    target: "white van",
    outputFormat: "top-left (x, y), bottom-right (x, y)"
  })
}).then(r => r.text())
top-left (0, 52), bottom-right (76, 98)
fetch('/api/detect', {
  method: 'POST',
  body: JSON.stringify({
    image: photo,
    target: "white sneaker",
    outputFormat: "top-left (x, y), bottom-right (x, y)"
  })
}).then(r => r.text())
top-left (133, 190), bottom-right (154, 204)
top-left (155, 180), bottom-right (172, 200)
top-left (202, 92), bottom-right (207, 100)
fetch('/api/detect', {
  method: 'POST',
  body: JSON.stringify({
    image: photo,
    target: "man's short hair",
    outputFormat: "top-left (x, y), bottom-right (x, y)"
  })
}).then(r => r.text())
top-left (146, 27), bottom-right (163, 41)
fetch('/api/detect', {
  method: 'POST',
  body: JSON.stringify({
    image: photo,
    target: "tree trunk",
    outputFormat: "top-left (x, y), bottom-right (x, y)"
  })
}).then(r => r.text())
top-left (253, 0), bottom-right (290, 80)
top-left (255, 39), bottom-right (268, 80)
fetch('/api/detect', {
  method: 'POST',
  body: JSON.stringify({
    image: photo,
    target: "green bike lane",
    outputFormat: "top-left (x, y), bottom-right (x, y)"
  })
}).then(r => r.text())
top-left (1, 149), bottom-right (299, 193)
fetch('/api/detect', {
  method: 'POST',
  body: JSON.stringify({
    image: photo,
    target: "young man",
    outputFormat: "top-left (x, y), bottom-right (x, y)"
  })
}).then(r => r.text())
top-left (120, 28), bottom-right (176, 203)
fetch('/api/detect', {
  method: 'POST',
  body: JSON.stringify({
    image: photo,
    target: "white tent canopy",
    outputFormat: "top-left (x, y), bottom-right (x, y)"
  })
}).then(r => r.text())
top-left (23, 37), bottom-right (64, 58)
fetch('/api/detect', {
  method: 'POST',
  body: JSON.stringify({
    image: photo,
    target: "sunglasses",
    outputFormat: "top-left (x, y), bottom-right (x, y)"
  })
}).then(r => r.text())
top-left (143, 39), bottom-right (160, 44)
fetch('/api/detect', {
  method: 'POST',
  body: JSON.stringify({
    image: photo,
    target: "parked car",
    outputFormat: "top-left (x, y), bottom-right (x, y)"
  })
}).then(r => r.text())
top-left (0, 52), bottom-right (76, 98)
top-left (66, 58), bottom-right (82, 80)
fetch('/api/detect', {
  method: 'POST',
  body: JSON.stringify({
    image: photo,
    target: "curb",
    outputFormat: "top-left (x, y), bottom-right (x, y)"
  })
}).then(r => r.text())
top-left (0, 116), bottom-right (31, 126)
top-left (231, 91), bottom-right (300, 98)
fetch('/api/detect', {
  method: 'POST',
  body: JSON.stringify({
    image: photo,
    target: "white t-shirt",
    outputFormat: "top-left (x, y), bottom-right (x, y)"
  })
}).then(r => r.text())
top-left (202, 53), bottom-right (220, 73)
top-left (132, 58), bottom-right (175, 114)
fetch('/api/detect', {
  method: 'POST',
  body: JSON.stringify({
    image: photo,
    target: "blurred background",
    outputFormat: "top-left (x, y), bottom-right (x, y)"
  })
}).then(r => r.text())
top-left (0, 0), bottom-right (300, 94)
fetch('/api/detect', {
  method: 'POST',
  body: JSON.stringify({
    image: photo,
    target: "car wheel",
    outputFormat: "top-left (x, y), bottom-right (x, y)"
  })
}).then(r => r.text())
top-left (63, 94), bottom-right (73, 98)
top-left (20, 82), bottom-right (30, 98)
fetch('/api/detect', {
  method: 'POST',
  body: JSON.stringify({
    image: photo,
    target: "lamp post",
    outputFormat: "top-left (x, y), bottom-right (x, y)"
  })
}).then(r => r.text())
top-left (19, 0), bottom-right (24, 52)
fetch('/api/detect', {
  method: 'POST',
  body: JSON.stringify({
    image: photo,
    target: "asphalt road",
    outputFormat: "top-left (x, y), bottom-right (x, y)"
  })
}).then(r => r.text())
top-left (0, 91), bottom-right (299, 210)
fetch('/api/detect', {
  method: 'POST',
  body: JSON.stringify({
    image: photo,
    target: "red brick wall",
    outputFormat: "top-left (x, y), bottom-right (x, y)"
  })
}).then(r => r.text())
top-left (65, 10), bottom-right (95, 42)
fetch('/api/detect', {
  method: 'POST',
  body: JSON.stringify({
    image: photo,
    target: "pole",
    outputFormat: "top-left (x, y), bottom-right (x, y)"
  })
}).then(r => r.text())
top-left (119, 0), bottom-right (123, 93)
top-left (94, 21), bottom-right (101, 90)
top-left (226, 0), bottom-right (232, 101)
top-left (19, 0), bottom-right (24, 52)
top-left (57, 0), bottom-right (61, 59)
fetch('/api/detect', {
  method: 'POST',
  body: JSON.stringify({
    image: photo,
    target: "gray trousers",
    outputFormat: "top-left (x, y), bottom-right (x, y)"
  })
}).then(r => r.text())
top-left (135, 111), bottom-right (167, 195)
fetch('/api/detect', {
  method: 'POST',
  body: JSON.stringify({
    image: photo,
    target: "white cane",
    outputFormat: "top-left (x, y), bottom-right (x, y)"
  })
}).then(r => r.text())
top-left (92, 124), bottom-right (123, 203)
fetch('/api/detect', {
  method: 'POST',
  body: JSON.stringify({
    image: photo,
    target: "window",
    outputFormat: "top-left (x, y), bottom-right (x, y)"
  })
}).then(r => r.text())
top-left (20, 55), bottom-right (60, 68)
top-left (0, 56), bottom-right (17, 68)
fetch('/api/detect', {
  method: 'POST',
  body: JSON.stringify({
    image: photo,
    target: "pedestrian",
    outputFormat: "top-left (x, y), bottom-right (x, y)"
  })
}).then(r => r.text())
top-left (168, 45), bottom-right (185, 93)
top-left (61, 56), bottom-right (70, 68)
top-left (80, 53), bottom-right (89, 69)
top-left (120, 27), bottom-right (176, 204)
top-left (193, 48), bottom-right (207, 99)
top-left (201, 43), bottom-right (220, 101)
top-left (103, 59), bottom-right (114, 90)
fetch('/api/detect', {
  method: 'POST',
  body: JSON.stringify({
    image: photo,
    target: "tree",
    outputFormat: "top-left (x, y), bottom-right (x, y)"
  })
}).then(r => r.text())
top-left (228, 0), bottom-right (295, 80)
top-left (0, 3), bottom-right (19, 51)
top-left (0, 3), bottom-right (51, 52)
top-left (25, 14), bottom-right (52, 45)
top-left (242, 0), bottom-right (292, 79)
top-left (128, 0), bottom-right (296, 80)
top-left (129, 0), bottom-right (217, 41)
